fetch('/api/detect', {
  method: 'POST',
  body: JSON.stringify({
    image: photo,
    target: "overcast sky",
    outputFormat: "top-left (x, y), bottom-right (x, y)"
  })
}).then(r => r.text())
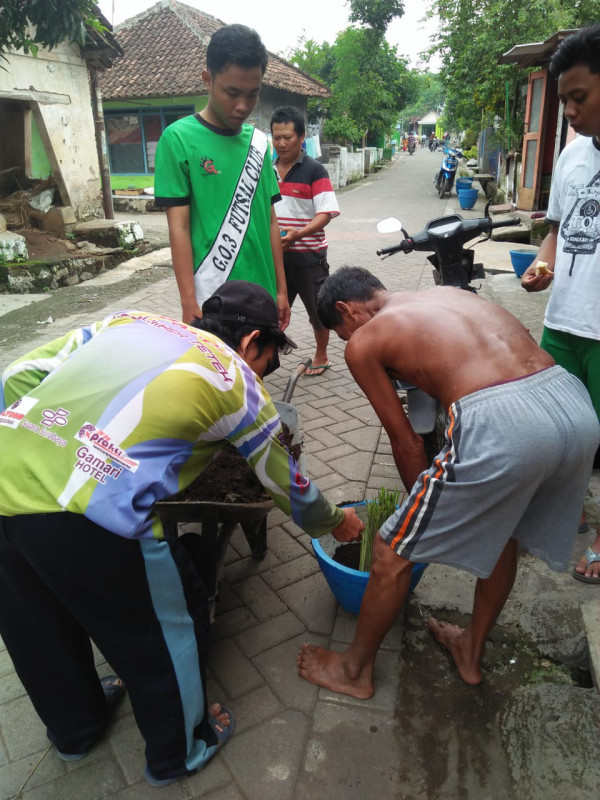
top-left (96, 0), bottom-right (441, 70)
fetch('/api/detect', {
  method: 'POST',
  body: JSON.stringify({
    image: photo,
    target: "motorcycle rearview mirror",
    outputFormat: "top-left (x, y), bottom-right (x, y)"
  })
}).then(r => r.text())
top-left (377, 217), bottom-right (403, 234)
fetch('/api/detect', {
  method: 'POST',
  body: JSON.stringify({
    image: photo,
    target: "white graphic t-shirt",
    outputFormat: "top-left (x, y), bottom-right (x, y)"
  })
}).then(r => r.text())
top-left (545, 135), bottom-right (600, 341)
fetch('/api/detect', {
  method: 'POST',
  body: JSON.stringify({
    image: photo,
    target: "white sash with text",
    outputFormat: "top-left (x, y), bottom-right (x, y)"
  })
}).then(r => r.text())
top-left (194, 127), bottom-right (268, 302)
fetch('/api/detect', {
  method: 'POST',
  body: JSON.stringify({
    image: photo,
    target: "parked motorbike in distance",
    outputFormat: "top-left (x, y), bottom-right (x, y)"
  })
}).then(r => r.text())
top-left (375, 209), bottom-right (520, 462)
top-left (434, 146), bottom-right (463, 198)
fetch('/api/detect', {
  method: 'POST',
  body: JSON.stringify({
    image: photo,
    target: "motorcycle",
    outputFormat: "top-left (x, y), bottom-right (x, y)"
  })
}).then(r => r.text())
top-left (407, 139), bottom-right (416, 155)
top-left (375, 208), bottom-right (520, 462)
top-left (434, 146), bottom-right (463, 198)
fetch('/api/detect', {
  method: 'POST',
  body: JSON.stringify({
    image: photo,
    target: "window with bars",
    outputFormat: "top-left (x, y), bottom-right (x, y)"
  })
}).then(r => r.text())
top-left (105, 107), bottom-right (193, 175)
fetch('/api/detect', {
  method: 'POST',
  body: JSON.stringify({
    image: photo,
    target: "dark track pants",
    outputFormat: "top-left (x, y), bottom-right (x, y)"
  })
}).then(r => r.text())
top-left (0, 512), bottom-right (216, 780)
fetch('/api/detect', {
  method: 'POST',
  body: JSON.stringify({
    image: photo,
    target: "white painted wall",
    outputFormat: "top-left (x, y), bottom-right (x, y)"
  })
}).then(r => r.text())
top-left (0, 41), bottom-right (102, 218)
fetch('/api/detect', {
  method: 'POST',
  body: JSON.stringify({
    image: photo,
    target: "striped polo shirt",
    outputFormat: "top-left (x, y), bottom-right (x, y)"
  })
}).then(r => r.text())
top-left (274, 152), bottom-right (340, 262)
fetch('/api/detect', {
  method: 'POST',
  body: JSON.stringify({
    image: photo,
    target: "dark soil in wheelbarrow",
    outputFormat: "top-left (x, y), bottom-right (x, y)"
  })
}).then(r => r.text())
top-left (173, 423), bottom-right (301, 504)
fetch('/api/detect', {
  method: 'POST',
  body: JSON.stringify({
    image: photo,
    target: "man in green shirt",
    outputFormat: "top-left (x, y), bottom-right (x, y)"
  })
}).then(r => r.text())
top-left (155, 24), bottom-right (291, 330)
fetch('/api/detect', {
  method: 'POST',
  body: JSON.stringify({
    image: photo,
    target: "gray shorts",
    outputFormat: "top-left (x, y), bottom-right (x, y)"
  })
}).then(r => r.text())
top-left (379, 366), bottom-right (600, 578)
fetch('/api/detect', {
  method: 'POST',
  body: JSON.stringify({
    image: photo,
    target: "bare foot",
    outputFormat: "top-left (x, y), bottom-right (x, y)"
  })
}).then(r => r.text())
top-left (297, 643), bottom-right (374, 699)
top-left (428, 618), bottom-right (483, 686)
top-left (208, 703), bottom-right (232, 739)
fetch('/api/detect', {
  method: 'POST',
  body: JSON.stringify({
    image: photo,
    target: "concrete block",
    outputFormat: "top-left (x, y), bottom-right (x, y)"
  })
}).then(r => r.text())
top-left (235, 611), bottom-right (306, 658)
top-left (219, 684), bottom-right (284, 734)
top-left (339, 425), bottom-right (381, 452)
top-left (329, 451), bottom-right (373, 482)
top-left (181, 754), bottom-right (232, 798)
top-left (25, 757), bottom-right (126, 799)
top-left (206, 638), bottom-right (264, 698)
top-left (111, 780), bottom-right (187, 799)
top-left (1, 694), bottom-right (48, 760)
top-left (0, 749), bottom-right (65, 800)
top-left (0, 231), bottom-right (28, 263)
top-left (278, 571), bottom-right (337, 634)
top-left (295, 703), bottom-right (400, 799)
top-left (222, 551), bottom-right (281, 585)
top-left (0, 213), bottom-right (6, 233)
top-left (233, 575), bottom-right (287, 622)
top-left (0, 670), bottom-right (27, 705)
top-left (193, 784), bottom-right (244, 800)
top-left (209, 607), bottom-right (258, 642)
top-left (261, 554), bottom-right (320, 591)
top-left (264, 529), bottom-right (307, 563)
top-left (42, 206), bottom-right (77, 237)
top-left (221, 710), bottom-right (309, 800)
top-left (252, 633), bottom-right (327, 712)
top-left (73, 219), bottom-right (144, 249)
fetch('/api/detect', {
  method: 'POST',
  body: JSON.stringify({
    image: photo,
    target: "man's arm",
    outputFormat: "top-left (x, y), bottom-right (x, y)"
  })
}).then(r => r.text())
top-left (280, 212), bottom-right (332, 252)
top-left (521, 224), bottom-right (558, 292)
top-left (345, 330), bottom-right (427, 491)
top-left (166, 205), bottom-right (203, 324)
top-left (270, 206), bottom-right (291, 330)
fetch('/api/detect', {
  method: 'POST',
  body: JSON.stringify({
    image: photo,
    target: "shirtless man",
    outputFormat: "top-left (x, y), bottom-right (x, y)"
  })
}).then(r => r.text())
top-left (297, 267), bottom-right (599, 698)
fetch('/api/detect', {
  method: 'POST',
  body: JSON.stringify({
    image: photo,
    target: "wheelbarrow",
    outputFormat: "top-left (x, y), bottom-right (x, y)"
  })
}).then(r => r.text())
top-left (155, 360), bottom-right (310, 606)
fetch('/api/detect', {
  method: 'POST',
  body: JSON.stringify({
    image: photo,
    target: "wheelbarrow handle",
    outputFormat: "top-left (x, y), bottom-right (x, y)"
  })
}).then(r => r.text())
top-left (281, 358), bottom-right (312, 403)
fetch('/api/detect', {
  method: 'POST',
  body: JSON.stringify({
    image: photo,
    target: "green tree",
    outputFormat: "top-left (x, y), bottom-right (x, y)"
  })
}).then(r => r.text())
top-left (424, 0), bottom-right (600, 143)
top-left (347, 0), bottom-right (405, 31)
top-left (290, 26), bottom-right (416, 145)
top-left (0, 0), bottom-right (105, 59)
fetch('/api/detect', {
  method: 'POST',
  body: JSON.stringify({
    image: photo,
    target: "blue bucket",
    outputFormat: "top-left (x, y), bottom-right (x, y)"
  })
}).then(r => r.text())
top-left (312, 501), bottom-right (428, 614)
top-left (457, 188), bottom-right (479, 210)
top-left (455, 177), bottom-right (473, 191)
top-left (509, 249), bottom-right (537, 278)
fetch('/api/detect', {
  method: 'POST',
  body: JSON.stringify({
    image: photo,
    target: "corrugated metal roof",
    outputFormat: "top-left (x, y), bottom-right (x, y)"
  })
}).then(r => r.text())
top-left (498, 30), bottom-right (577, 68)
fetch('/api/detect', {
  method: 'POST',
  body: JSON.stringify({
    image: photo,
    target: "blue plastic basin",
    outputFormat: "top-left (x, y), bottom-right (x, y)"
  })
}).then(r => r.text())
top-left (311, 501), bottom-right (428, 614)
top-left (457, 188), bottom-right (479, 210)
top-left (455, 177), bottom-right (474, 191)
top-left (509, 249), bottom-right (537, 278)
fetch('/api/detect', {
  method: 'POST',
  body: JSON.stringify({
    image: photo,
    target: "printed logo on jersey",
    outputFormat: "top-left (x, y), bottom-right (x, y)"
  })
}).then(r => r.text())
top-left (75, 422), bottom-right (139, 472)
top-left (0, 396), bottom-right (39, 428)
top-left (41, 407), bottom-right (70, 428)
top-left (561, 169), bottom-right (600, 274)
top-left (74, 445), bottom-right (124, 484)
top-left (199, 156), bottom-right (220, 175)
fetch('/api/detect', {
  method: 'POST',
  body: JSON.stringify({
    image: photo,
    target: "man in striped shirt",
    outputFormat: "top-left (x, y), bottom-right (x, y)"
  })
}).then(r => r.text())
top-left (271, 106), bottom-right (340, 376)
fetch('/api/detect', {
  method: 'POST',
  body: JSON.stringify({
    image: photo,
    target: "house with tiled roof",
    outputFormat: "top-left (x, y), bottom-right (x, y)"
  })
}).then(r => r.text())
top-left (0, 4), bottom-right (121, 217)
top-left (98, 0), bottom-right (330, 189)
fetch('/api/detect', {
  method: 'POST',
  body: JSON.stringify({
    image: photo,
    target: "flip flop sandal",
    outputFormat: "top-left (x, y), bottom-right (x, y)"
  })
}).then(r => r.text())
top-left (572, 546), bottom-right (600, 584)
top-left (304, 362), bottom-right (331, 377)
top-left (578, 522), bottom-right (590, 534)
top-left (56, 675), bottom-right (126, 761)
top-left (144, 705), bottom-right (235, 787)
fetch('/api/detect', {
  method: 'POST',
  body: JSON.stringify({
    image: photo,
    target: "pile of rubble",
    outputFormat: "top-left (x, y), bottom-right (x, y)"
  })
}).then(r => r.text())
top-left (0, 167), bottom-right (145, 293)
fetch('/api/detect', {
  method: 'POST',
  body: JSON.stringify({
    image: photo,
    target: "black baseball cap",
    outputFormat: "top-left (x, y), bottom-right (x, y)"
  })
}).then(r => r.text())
top-left (202, 280), bottom-right (297, 352)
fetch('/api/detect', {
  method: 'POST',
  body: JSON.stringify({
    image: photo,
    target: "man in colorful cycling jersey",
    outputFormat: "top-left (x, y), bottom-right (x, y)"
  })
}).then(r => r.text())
top-left (0, 280), bottom-right (362, 788)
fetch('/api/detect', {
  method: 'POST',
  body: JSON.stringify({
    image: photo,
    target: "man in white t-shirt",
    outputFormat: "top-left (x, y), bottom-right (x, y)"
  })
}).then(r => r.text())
top-left (522, 24), bottom-right (600, 584)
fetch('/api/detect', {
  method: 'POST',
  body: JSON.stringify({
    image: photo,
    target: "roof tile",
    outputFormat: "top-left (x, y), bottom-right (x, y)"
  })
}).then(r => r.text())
top-left (99, 0), bottom-right (329, 99)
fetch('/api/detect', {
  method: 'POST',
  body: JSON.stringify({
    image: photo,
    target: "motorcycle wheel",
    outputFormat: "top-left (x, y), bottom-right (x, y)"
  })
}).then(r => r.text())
top-left (421, 407), bottom-right (449, 467)
top-left (438, 176), bottom-right (447, 198)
